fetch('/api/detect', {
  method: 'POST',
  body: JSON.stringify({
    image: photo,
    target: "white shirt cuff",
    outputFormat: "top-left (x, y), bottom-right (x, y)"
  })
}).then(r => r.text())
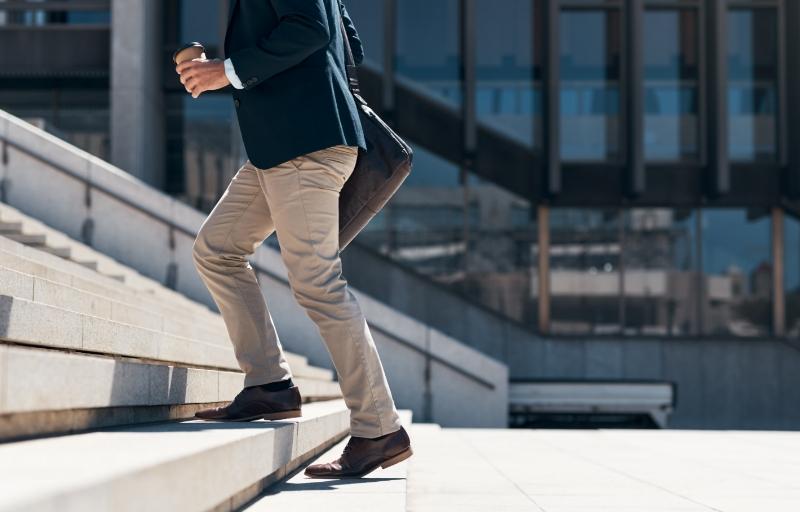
top-left (224, 58), bottom-right (244, 89)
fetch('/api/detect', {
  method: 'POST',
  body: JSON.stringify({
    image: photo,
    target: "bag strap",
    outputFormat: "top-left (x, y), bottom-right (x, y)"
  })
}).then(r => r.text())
top-left (337, 3), bottom-right (361, 96)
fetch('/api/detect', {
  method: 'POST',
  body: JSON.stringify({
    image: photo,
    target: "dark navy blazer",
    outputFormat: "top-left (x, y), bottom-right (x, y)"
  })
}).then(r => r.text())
top-left (224, 0), bottom-right (367, 170)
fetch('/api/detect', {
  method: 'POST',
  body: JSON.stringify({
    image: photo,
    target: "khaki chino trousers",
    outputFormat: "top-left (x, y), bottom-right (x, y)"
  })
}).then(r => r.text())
top-left (192, 144), bottom-right (402, 438)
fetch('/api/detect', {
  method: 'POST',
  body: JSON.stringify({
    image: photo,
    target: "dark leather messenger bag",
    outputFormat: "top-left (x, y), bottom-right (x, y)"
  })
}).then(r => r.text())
top-left (337, 14), bottom-right (414, 250)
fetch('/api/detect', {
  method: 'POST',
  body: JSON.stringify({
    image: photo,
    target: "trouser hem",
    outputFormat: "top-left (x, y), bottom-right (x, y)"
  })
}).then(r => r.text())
top-left (243, 370), bottom-right (293, 389)
top-left (349, 416), bottom-right (404, 439)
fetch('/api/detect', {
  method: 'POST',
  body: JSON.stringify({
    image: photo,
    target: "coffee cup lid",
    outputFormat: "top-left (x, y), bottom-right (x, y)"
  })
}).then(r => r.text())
top-left (172, 42), bottom-right (205, 64)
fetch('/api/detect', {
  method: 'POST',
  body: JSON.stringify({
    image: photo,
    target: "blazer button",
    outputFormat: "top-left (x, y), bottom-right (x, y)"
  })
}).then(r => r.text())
top-left (234, 98), bottom-right (240, 108)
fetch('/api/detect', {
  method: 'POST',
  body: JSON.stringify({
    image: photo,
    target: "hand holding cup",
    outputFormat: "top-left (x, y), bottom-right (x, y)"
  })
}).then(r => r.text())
top-left (173, 42), bottom-right (231, 98)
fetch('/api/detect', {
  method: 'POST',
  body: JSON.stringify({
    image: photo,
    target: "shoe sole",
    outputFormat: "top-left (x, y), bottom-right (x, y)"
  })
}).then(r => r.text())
top-left (381, 446), bottom-right (413, 469)
top-left (195, 409), bottom-right (302, 422)
top-left (304, 446), bottom-right (414, 479)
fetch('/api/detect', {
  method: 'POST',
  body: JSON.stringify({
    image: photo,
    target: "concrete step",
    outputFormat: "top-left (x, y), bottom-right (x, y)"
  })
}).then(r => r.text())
top-left (0, 400), bottom-right (350, 512)
top-left (0, 251), bottom-right (230, 351)
top-left (0, 240), bottom-right (334, 381)
top-left (0, 233), bottom-right (222, 325)
top-left (1, 263), bottom-right (228, 347)
top-left (0, 232), bottom-right (218, 323)
top-left (241, 411), bottom-right (413, 511)
top-left (0, 238), bottom-right (331, 378)
top-left (0, 202), bottom-right (217, 317)
top-left (0, 220), bottom-right (24, 232)
top-left (0, 289), bottom-right (332, 382)
top-left (0, 343), bottom-right (342, 441)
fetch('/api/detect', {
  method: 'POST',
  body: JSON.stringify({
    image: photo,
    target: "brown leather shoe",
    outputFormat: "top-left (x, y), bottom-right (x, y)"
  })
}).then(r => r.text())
top-left (194, 384), bottom-right (302, 421)
top-left (304, 426), bottom-right (413, 478)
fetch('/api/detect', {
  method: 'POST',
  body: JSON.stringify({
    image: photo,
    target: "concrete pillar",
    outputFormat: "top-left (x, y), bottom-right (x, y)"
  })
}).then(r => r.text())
top-left (110, 0), bottom-right (165, 188)
top-left (538, 204), bottom-right (550, 333)
top-left (773, 207), bottom-right (785, 336)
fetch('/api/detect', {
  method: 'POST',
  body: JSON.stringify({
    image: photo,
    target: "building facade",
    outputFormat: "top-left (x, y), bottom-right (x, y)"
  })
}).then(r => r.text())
top-left (1, 0), bottom-right (799, 344)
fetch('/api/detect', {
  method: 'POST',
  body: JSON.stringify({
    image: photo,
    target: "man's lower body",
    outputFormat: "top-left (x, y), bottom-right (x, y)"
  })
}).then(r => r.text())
top-left (191, 144), bottom-right (407, 459)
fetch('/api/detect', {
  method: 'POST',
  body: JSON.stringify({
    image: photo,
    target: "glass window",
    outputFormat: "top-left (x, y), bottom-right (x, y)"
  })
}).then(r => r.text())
top-left (356, 146), bottom-right (538, 329)
top-left (785, 210), bottom-right (800, 338)
top-left (179, 0), bottom-right (222, 51)
top-left (701, 209), bottom-right (771, 337)
top-left (0, 88), bottom-right (110, 160)
top-left (341, 0), bottom-right (384, 68)
top-left (560, 8), bottom-right (622, 161)
top-left (361, 146), bottom-right (464, 256)
top-left (550, 209), bottom-right (623, 334)
top-left (0, 1), bottom-right (110, 26)
top-left (643, 9), bottom-right (700, 161)
top-left (623, 209), bottom-right (699, 336)
top-left (475, 0), bottom-right (539, 148)
top-left (397, 0), bottom-right (461, 107)
top-left (728, 7), bottom-right (779, 161)
top-left (166, 94), bottom-right (243, 210)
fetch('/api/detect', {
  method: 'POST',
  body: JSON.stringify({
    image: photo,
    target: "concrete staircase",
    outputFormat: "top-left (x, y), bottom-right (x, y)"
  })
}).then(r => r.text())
top-left (0, 211), bottom-right (365, 509)
top-left (0, 207), bottom-right (424, 512)
top-left (0, 209), bottom-right (343, 438)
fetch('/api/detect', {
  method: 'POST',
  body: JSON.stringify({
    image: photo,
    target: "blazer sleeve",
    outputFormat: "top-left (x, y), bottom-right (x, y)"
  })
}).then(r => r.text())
top-left (226, 0), bottom-right (331, 91)
top-left (338, 1), bottom-right (364, 66)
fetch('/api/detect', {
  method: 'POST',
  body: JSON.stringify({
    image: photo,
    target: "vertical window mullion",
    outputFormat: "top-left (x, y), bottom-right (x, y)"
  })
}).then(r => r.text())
top-left (544, 0), bottom-right (561, 194)
top-left (626, 0), bottom-right (645, 194)
top-left (707, 0), bottom-right (729, 195)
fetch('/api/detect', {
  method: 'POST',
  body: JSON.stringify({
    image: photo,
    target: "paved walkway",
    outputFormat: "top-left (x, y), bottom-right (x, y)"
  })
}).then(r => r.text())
top-left (406, 425), bottom-right (800, 512)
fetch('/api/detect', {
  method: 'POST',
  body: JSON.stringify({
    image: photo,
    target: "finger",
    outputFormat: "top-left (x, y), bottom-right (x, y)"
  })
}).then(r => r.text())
top-left (176, 61), bottom-right (197, 74)
top-left (180, 71), bottom-right (195, 84)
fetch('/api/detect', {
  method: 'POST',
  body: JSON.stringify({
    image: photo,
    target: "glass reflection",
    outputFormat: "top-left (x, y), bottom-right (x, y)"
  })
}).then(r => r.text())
top-left (180, 0), bottom-right (221, 48)
top-left (341, 0), bottom-right (385, 69)
top-left (784, 210), bottom-right (800, 338)
top-left (475, 0), bottom-right (539, 148)
top-left (360, 147), bottom-right (467, 275)
top-left (0, 89), bottom-right (110, 160)
top-left (623, 209), bottom-right (698, 336)
top-left (0, 6), bottom-right (109, 26)
top-left (644, 9), bottom-right (699, 161)
top-left (358, 146), bottom-right (538, 328)
top-left (396, 0), bottom-right (461, 107)
top-left (728, 8), bottom-right (778, 161)
top-left (701, 209), bottom-right (771, 337)
top-left (166, 95), bottom-right (243, 210)
top-left (560, 9), bottom-right (622, 161)
top-left (550, 209), bottom-right (622, 334)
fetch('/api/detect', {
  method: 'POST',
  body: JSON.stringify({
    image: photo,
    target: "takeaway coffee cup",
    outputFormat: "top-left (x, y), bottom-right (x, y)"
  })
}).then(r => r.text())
top-left (173, 42), bottom-right (206, 65)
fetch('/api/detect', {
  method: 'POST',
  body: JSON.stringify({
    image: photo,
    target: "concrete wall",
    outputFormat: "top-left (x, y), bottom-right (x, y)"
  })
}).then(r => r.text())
top-left (0, 110), bottom-right (508, 428)
top-left (504, 336), bottom-right (800, 430)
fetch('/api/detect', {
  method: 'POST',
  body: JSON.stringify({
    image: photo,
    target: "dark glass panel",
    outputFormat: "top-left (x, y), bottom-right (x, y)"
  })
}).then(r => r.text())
top-left (560, 9), bottom-right (622, 161)
top-left (644, 9), bottom-right (700, 161)
top-left (701, 209), bottom-right (771, 337)
top-left (728, 8), bottom-right (778, 161)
